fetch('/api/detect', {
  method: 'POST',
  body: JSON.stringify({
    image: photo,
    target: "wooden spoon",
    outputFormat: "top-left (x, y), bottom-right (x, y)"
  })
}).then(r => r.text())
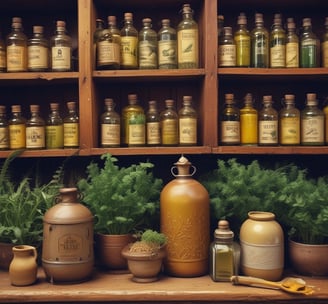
top-left (231, 275), bottom-right (314, 295)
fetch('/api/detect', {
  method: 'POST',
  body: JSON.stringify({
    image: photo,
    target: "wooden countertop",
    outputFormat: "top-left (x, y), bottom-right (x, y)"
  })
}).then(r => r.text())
top-left (0, 268), bottom-right (327, 303)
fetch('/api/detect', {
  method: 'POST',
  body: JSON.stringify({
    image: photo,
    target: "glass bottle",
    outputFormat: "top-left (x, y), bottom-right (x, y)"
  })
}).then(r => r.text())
top-left (28, 25), bottom-right (49, 72)
top-left (0, 31), bottom-right (6, 72)
top-left (251, 13), bottom-right (269, 68)
top-left (258, 95), bottom-right (278, 146)
top-left (217, 15), bottom-right (224, 40)
top-left (279, 94), bottom-right (300, 145)
top-left (322, 17), bottom-right (328, 67)
top-left (63, 101), bottom-right (79, 148)
top-left (121, 94), bottom-right (145, 146)
top-left (6, 17), bottom-right (28, 72)
top-left (96, 17), bottom-right (120, 70)
top-left (220, 93), bottom-right (240, 145)
top-left (93, 18), bottom-right (104, 67)
top-left (301, 93), bottom-right (324, 146)
top-left (286, 18), bottom-right (299, 68)
top-left (300, 18), bottom-right (318, 68)
top-left (26, 104), bottom-right (45, 149)
top-left (146, 100), bottom-right (161, 146)
top-left (50, 20), bottom-right (72, 72)
top-left (46, 102), bottom-right (63, 149)
top-left (240, 93), bottom-right (258, 145)
top-left (160, 99), bottom-right (178, 146)
top-left (9, 104), bottom-right (26, 149)
top-left (100, 98), bottom-right (120, 148)
top-left (120, 12), bottom-right (138, 69)
top-left (0, 105), bottom-right (9, 150)
top-left (108, 15), bottom-right (121, 68)
top-left (219, 27), bottom-right (236, 67)
top-left (270, 14), bottom-right (286, 68)
top-left (209, 220), bottom-right (240, 282)
top-left (138, 18), bottom-right (158, 69)
top-left (158, 19), bottom-right (177, 69)
top-left (179, 95), bottom-right (197, 146)
top-left (234, 13), bottom-right (250, 67)
top-left (177, 3), bottom-right (199, 69)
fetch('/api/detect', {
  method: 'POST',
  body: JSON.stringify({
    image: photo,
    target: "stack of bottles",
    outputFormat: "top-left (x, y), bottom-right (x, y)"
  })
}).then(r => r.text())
top-left (0, 17), bottom-right (73, 72)
top-left (218, 13), bottom-right (328, 68)
top-left (0, 102), bottom-right (79, 150)
top-left (100, 93), bottom-right (198, 148)
top-left (220, 92), bottom-right (328, 146)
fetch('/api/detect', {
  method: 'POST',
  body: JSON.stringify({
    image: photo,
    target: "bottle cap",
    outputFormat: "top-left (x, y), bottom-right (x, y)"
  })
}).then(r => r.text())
top-left (128, 94), bottom-right (138, 104)
top-left (50, 103), bottom-right (60, 110)
top-left (165, 99), bottom-right (175, 107)
top-left (0, 105), bottom-right (6, 114)
top-left (105, 98), bottom-right (114, 107)
top-left (263, 95), bottom-right (273, 103)
top-left (33, 26), bottom-right (44, 34)
top-left (11, 105), bottom-right (21, 113)
top-left (214, 220), bottom-right (234, 240)
top-left (30, 104), bottom-right (40, 112)
top-left (306, 93), bottom-right (317, 105)
top-left (124, 13), bottom-right (133, 20)
top-left (67, 101), bottom-right (77, 110)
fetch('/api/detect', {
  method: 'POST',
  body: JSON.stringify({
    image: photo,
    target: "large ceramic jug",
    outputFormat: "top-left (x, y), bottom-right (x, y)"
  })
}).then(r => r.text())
top-left (160, 156), bottom-right (210, 277)
top-left (9, 245), bottom-right (38, 286)
top-left (42, 187), bottom-right (94, 283)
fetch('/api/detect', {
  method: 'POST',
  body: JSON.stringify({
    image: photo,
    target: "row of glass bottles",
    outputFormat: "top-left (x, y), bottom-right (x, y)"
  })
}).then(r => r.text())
top-left (94, 3), bottom-right (199, 70)
top-left (100, 94), bottom-right (197, 147)
top-left (218, 13), bottom-right (328, 68)
top-left (0, 17), bottom-right (73, 72)
top-left (220, 92), bottom-right (328, 146)
top-left (0, 102), bottom-right (79, 150)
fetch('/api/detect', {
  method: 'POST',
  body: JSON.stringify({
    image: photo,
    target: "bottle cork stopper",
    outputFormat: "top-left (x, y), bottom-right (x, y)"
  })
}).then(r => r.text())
top-left (67, 102), bottom-right (76, 110)
top-left (302, 18), bottom-right (311, 27)
top-left (244, 93), bottom-right (253, 104)
top-left (306, 93), bottom-right (317, 105)
top-left (30, 104), bottom-right (40, 112)
top-left (107, 16), bottom-right (116, 24)
top-left (56, 20), bottom-right (66, 27)
top-left (12, 17), bottom-right (22, 23)
top-left (224, 27), bottom-right (232, 35)
top-left (142, 18), bottom-right (152, 24)
top-left (0, 105), bottom-right (6, 114)
top-left (215, 220), bottom-right (234, 239)
top-left (50, 103), bottom-right (59, 110)
top-left (105, 98), bottom-right (114, 106)
top-left (128, 94), bottom-right (137, 104)
top-left (11, 105), bottom-right (21, 112)
top-left (263, 95), bottom-right (272, 103)
top-left (124, 13), bottom-right (133, 20)
top-left (237, 15), bottom-right (247, 25)
top-left (148, 100), bottom-right (156, 107)
top-left (182, 4), bottom-right (192, 14)
top-left (165, 99), bottom-right (175, 107)
top-left (255, 13), bottom-right (263, 23)
top-left (33, 26), bottom-right (44, 33)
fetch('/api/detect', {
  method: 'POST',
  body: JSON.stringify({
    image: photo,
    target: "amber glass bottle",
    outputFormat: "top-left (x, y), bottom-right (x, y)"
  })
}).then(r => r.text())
top-left (9, 105), bottom-right (26, 149)
top-left (219, 27), bottom-right (236, 67)
top-left (138, 18), bottom-right (157, 69)
top-left (0, 105), bottom-right (9, 150)
top-left (240, 93), bottom-right (258, 145)
top-left (146, 100), bottom-right (161, 146)
top-left (0, 31), bottom-right (7, 72)
top-left (26, 104), bottom-right (45, 149)
top-left (160, 99), bottom-right (179, 146)
top-left (63, 102), bottom-right (79, 148)
top-left (100, 98), bottom-right (120, 147)
top-left (46, 103), bottom-right (63, 149)
top-left (158, 19), bottom-right (177, 69)
top-left (179, 95), bottom-right (197, 146)
top-left (28, 26), bottom-right (49, 71)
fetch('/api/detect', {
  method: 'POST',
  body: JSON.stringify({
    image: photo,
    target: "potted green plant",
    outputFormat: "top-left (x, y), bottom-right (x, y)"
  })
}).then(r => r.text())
top-left (121, 229), bottom-right (167, 283)
top-left (77, 153), bottom-right (163, 270)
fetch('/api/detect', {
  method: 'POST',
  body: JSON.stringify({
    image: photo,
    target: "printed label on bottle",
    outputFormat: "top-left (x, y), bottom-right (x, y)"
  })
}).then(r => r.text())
top-left (120, 36), bottom-right (138, 67)
top-left (241, 240), bottom-right (283, 270)
top-left (139, 41), bottom-right (157, 68)
top-left (240, 114), bottom-right (258, 144)
top-left (161, 119), bottom-right (178, 145)
top-left (51, 46), bottom-right (71, 70)
top-left (179, 117), bottom-right (197, 144)
top-left (0, 49), bottom-right (6, 69)
top-left (0, 127), bottom-right (9, 149)
top-left (64, 123), bottom-right (79, 147)
top-left (158, 40), bottom-right (176, 66)
top-left (101, 124), bottom-right (120, 146)
top-left (219, 45), bottom-right (236, 67)
top-left (280, 117), bottom-right (300, 144)
top-left (178, 29), bottom-right (199, 64)
top-left (221, 121), bottom-right (240, 143)
top-left (301, 117), bottom-right (324, 144)
top-left (322, 41), bottom-right (328, 67)
top-left (26, 126), bottom-right (45, 148)
top-left (46, 125), bottom-right (64, 148)
top-left (146, 122), bottom-right (160, 145)
top-left (97, 41), bottom-right (120, 65)
top-left (28, 46), bottom-right (48, 69)
top-left (259, 120), bottom-right (278, 144)
top-left (9, 124), bottom-right (26, 149)
top-left (128, 123), bottom-right (145, 145)
top-left (270, 45), bottom-right (285, 67)
top-left (7, 45), bottom-right (26, 71)
top-left (286, 42), bottom-right (299, 67)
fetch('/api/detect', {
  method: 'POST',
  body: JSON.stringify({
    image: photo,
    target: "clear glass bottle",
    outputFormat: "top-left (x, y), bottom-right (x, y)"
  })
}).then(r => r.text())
top-left (93, 18), bottom-right (104, 67)
top-left (286, 18), bottom-right (299, 68)
top-left (220, 93), bottom-right (240, 145)
top-left (219, 27), bottom-right (236, 67)
top-left (28, 25), bottom-right (49, 72)
top-left (108, 15), bottom-right (121, 68)
top-left (300, 18), bottom-right (318, 68)
top-left (9, 104), bottom-right (26, 149)
top-left (322, 17), bottom-right (328, 67)
top-left (138, 18), bottom-right (157, 69)
top-left (26, 104), bottom-right (45, 149)
top-left (121, 94), bottom-right (145, 146)
top-left (63, 101), bottom-right (79, 148)
top-left (0, 31), bottom-right (6, 72)
top-left (258, 95), bottom-right (278, 146)
top-left (0, 105), bottom-right (9, 150)
top-left (240, 93), bottom-right (258, 145)
top-left (279, 94), bottom-right (300, 145)
top-left (251, 13), bottom-right (269, 68)
top-left (301, 93), bottom-right (324, 146)
top-left (270, 14), bottom-right (286, 68)
top-left (234, 13), bottom-right (250, 67)
top-left (160, 99), bottom-right (178, 146)
top-left (177, 3), bottom-right (199, 69)
top-left (217, 15), bottom-right (224, 40)
top-left (120, 12), bottom-right (138, 69)
top-left (6, 17), bottom-right (28, 72)
top-left (158, 19), bottom-right (177, 69)
top-left (209, 220), bottom-right (240, 282)
top-left (50, 20), bottom-right (72, 72)
top-left (100, 98), bottom-right (120, 148)
top-left (46, 102), bottom-right (63, 149)
top-left (146, 100), bottom-right (161, 146)
top-left (179, 95), bottom-right (197, 146)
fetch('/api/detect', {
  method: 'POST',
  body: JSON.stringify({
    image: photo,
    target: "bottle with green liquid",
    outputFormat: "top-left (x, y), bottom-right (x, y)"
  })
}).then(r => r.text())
top-left (251, 13), bottom-right (269, 68)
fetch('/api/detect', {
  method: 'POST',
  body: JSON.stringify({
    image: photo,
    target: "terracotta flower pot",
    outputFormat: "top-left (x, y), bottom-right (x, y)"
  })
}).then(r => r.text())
top-left (289, 239), bottom-right (328, 276)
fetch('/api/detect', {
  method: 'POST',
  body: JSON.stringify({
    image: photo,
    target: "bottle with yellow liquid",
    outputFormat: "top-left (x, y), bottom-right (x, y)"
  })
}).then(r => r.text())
top-left (179, 95), bottom-right (197, 146)
top-left (26, 104), bottom-right (46, 149)
top-left (46, 103), bottom-right (63, 149)
top-left (279, 94), bottom-right (300, 145)
top-left (64, 101), bottom-right (79, 148)
top-left (9, 105), bottom-right (26, 149)
top-left (270, 14), bottom-right (286, 68)
top-left (160, 99), bottom-right (178, 146)
top-left (286, 18), bottom-right (299, 68)
top-left (0, 105), bottom-right (9, 150)
top-left (240, 93), bottom-right (258, 145)
top-left (234, 13), bottom-right (250, 67)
